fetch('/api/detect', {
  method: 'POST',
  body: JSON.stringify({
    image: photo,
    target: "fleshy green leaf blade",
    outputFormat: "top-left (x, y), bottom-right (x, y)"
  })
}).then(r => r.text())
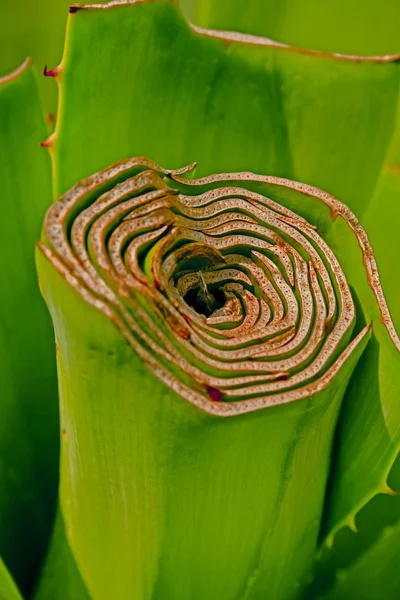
top-left (36, 157), bottom-right (378, 600)
top-left (54, 0), bottom-right (399, 218)
top-left (36, 227), bottom-right (368, 600)
top-left (33, 509), bottom-right (91, 600)
top-left (0, 61), bottom-right (59, 593)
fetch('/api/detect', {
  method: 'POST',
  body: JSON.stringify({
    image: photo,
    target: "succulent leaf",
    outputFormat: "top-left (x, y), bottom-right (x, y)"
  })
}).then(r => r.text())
top-left (53, 0), bottom-right (399, 219)
top-left (36, 155), bottom-right (400, 599)
top-left (33, 509), bottom-right (90, 600)
top-left (0, 60), bottom-right (59, 594)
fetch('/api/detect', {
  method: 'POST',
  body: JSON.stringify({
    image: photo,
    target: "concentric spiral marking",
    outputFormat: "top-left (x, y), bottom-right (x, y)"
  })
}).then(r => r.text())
top-left (39, 157), bottom-right (396, 416)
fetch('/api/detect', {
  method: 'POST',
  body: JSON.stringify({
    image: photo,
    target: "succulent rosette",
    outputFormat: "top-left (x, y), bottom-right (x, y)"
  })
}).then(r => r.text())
top-left (1, 0), bottom-right (399, 598)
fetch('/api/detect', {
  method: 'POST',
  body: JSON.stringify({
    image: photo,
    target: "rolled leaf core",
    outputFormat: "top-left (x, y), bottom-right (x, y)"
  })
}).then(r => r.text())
top-left (37, 157), bottom-right (377, 417)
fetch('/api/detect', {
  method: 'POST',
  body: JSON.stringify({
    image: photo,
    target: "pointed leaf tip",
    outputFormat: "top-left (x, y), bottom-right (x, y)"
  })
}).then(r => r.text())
top-left (43, 65), bottom-right (61, 78)
top-left (40, 133), bottom-right (56, 148)
top-left (69, 4), bottom-right (82, 13)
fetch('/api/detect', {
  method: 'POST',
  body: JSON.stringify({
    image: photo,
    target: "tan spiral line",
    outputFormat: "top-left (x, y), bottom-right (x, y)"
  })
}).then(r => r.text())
top-left (38, 156), bottom-right (387, 416)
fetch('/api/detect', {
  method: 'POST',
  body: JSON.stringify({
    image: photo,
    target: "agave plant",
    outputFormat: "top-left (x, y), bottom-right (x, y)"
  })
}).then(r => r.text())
top-left (1, 0), bottom-right (399, 599)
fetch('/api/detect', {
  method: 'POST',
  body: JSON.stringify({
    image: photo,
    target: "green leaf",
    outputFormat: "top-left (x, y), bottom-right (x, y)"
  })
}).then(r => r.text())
top-left (37, 155), bottom-right (394, 599)
top-left (39, 257), bottom-right (365, 599)
top-left (33, 509), bottom-right (91, 600)
top-left (53, 0), bottom-right (399, 219)
top-left (0, 60), bottom-right (59, 593)
top-left (194, 0), bottom-right (400, 55)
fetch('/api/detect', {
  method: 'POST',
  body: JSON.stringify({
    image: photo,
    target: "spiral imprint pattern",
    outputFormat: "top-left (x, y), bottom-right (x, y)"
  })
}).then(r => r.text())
top-left (40, 157), bottom-right (376, 416)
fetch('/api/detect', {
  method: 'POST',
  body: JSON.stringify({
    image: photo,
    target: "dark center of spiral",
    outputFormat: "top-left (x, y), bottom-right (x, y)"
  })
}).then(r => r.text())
top-left (183, 273), bottom-right (226, 317)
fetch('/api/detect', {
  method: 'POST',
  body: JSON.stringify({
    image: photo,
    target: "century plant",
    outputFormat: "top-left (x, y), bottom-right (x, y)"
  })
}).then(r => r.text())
top-left (0, 1), bottom-right (399, 599)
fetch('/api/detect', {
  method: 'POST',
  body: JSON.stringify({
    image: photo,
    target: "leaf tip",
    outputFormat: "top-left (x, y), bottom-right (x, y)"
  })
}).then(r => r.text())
top-left (69, 3), bottom-right (83, 13)
top-left (325, 532), bottom-right (335, 549)
top-left (346, 514), bottom-right (358, 533)
top-left (40, 133), bottom-right (56, 149)
top-left (381, 482), bottom-right (398, 496)
top-left (43, 64), bottom-right (62, 78)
